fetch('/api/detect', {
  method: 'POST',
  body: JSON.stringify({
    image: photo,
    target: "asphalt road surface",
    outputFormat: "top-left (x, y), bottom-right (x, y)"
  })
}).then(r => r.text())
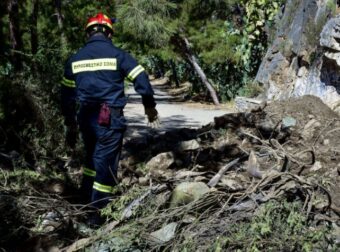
top-left (124, 82), bottom-right (230, 138)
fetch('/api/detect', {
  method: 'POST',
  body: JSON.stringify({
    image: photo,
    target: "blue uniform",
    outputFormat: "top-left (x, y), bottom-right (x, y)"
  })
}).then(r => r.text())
top-left (61, 34), bottom-right (156, 208)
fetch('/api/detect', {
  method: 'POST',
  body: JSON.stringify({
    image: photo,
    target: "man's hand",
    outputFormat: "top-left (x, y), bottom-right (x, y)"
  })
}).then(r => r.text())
top-left (145, 107), bottom-right (160, 128)
top-left (65, 123), bottom-right (78, 149)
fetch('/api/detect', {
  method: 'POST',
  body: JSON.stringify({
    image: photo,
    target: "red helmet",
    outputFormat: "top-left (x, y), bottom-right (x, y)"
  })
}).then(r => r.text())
top-left (85, 13), bottom-right (113, 33)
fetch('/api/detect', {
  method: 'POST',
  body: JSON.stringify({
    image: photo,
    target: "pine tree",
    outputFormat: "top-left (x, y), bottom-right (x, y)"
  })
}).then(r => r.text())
top-left (115, 0), bottom-right (242, 105)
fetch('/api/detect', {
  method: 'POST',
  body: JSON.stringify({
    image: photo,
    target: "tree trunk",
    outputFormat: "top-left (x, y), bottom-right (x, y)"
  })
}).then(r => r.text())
top-left (153, 57), bottom-right (165, 78)
top-left (0, 2), bottom-right (5, 53)
top-left (31, 0), bottom-right (39, 55)
top-left (170, 60), bottom-right (180, 88)
top-left (256, 0), bottom-right (340, 113)
top-left (54, 0), bottom-right (67, 56)
top-left (7, 0), bottom-right (23, 70)
top-left (183, 37), bottom-right (220, 105)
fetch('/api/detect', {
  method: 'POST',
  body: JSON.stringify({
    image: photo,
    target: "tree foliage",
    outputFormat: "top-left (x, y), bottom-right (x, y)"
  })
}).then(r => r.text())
top-left (116, 0), bottom-right (176, 47)
top-left (114, 0), bottom-right (282, 101)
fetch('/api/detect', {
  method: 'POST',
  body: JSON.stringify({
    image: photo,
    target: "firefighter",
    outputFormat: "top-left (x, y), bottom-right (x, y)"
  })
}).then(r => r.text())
top-left (61, 13), bottom-right (159, 225)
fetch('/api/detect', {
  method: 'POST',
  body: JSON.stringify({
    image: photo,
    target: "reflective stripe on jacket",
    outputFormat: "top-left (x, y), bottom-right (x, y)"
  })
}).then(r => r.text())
top-left (61, 34), bottom-right (155, 123)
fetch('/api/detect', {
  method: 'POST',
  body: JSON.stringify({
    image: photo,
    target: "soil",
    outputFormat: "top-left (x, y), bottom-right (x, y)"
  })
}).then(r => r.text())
top-left (264, 95), bottom-right (340, 207)
top-left (1, 88), bottom-right (339, 251)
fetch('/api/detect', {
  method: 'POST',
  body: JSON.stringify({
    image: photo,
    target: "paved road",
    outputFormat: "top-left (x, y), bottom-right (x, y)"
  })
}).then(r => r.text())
top-left (124, 82), bottom-right (230, 138)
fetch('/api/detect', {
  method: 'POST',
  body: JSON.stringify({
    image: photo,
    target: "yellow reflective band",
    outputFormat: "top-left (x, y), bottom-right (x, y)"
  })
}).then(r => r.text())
top-left (72, 58), bottom-right (117, 74)
top-left (93, 182), bottom-right (114, 193)
top-left (83, 167), bottom-right (96, 177)
top-left (86, 20), bottom-right (113, 30)
top-left (86, 21), bottom-right (99, 28)
top-left (127, 65), bottom-right (145, 81)
top-left (61, 77), bottom-right (76, 88)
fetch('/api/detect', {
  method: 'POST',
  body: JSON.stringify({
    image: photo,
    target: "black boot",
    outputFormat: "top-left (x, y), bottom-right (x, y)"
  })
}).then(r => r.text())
top-left (86, 210), bottom-right (105, 228)
top-left (78, 177), bottom-right (94, 204)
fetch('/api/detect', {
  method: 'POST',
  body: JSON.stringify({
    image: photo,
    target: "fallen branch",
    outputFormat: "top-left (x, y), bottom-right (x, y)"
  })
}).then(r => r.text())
top-left (122, 184), bottom-right (167, 219)
top-left (208, 158), bottom-right (241, 187)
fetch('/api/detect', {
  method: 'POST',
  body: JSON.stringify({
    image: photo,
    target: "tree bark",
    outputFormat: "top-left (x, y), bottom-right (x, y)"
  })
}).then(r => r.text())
top-left (7, 0), bottom-right (23, 70)
top-left (183, 37), bottom-right (220, 105)
top-left (31, 0), bottom-right (39, 55)
top-left (54, 0), bottom-right (67, 56)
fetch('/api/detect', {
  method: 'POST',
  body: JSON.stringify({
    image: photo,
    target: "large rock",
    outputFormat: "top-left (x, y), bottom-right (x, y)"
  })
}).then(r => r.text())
top-left (256, 0), bottom-right (340, 113)
top-left (146, 152), bottom-right (175, 178)
top-left (146, 152), bottom-right (175, 170)
top-left (170, 182), bottom-right (210, 207)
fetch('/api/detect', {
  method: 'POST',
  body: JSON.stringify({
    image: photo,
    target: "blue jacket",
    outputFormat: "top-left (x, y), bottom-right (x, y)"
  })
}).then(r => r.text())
top-left (61, 34), bottom-right (155, 125)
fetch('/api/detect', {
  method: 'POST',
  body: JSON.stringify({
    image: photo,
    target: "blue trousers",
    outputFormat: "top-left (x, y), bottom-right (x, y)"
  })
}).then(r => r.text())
top-left (78, 105), bottom-right (126, 209)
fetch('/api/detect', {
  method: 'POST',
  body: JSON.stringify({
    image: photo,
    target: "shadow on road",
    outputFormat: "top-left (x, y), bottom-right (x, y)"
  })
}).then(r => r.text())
top-left (125, 113), bottom-right (203, 132)
top-left (126, 94), bottom-right (185, 104)
top-left (122, 114), bottom-right (202, 165)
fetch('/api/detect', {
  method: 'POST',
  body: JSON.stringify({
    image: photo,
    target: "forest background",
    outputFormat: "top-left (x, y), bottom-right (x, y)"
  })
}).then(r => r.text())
top-left (2, 1), bottom-right (340, 251)
top-left (0, 0), bottom-right (282, 169)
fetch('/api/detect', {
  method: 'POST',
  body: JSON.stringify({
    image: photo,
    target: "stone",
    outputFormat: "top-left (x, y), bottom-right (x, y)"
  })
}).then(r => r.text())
top-left (170, 182), bottom-right (210, 207)
top-left (256, 117), bottom-right (275, 136)
top-left (138, 177), bottom-right (149, 186)
top-left (46, 182), bottom-right (65, 194)
top-left (178, 139), bottom-right (200, 151)
top-left (219, 177), bottom-right (243, 190)
top-left (234, 97), bottom-right (265, 112)
top-left (146, 152), bottom-right (175, 178)
top-left (146, 152), bottom-right (175, 173)
top-left (40, 211), bottom-right (63, 232)
top-left (148, 222), bottom-right (178, 245)
top-left (281, 116), bottom-right (297, 130)
top-left (246, 151), bottom-right (262, 179)
top-left (323, 139), bottom-right (330, 146)
top-left (310, 161), bottom-right (323, 172)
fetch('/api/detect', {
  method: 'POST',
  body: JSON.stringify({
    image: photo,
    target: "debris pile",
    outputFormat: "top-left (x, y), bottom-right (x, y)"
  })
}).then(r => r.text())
top-left (1, 95), bottom-right (339, 251)
top-left (66, 95), bottom-right (340, 251)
